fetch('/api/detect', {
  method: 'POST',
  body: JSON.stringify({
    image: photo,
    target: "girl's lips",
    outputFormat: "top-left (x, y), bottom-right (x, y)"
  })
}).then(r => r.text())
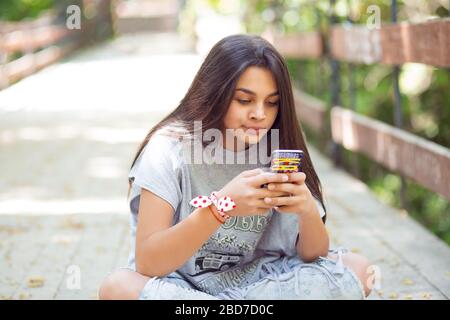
top-left (242, 126), bottom-right (264, 134)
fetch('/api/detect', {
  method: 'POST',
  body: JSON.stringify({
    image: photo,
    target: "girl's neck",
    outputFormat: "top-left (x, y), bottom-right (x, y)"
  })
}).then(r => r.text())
top-left (221, 135), bottom-right (251, 152)
top-left (221, 134), bottom-right (251, 152)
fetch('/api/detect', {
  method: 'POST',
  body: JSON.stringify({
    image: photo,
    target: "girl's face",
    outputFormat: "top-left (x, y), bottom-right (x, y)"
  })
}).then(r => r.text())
top-left (223, 66), bottom-right (280, 150)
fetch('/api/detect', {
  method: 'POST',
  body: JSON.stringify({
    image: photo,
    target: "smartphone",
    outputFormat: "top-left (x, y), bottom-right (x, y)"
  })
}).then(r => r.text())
top-left (270, 149), bottom-right (304, 173)
top-left (261, 149), bottom-right (304, 188)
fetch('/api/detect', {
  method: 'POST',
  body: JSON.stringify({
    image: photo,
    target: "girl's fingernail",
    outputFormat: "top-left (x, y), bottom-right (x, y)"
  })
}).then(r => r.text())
top-left (274, 206), bottom-right (279, 210)
top-left (282, 175), bottom-right (288, 181)
top-left (265, 197), bottom-right (272, 203)
top-left (268, 184), bottom-right (274, 190)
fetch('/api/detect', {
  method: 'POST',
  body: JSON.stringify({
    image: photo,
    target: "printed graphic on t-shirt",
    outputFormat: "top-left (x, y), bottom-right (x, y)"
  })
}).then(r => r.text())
top-left (189, 251), bottom-right (244, 276)
top-left (187, 214), bottom-right (272, 294)
top-left (221, 214), bottom-right (270, 233)
top-left (195, 258), bottom-right (261, 295)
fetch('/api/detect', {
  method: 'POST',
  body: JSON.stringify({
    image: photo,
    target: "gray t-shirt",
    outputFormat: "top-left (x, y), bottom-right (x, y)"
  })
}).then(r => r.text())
top-left (127, 131), bottom-right (326, 296)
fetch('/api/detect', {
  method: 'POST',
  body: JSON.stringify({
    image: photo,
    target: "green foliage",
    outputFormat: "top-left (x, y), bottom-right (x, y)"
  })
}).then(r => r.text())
top-left (0, 0), bottom-right (54, 21)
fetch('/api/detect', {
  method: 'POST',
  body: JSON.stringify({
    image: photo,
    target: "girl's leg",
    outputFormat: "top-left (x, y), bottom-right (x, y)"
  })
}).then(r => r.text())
top-left (98, 268), bottom-right (219, 300)
top-left (98, 268), bottom-right (148, 300)
top-left (326, 252), bottom-right (372, 297)
top-left (223, 251), bottom-right (371, 300)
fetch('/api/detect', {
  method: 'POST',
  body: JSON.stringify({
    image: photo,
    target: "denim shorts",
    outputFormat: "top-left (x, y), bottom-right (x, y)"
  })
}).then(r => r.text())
top-left (135, 248), bottom-right (366, 300)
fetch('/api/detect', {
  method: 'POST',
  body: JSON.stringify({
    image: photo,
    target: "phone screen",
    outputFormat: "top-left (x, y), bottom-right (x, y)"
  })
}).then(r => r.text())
top-left (270, 149), bottom-right (304, 173)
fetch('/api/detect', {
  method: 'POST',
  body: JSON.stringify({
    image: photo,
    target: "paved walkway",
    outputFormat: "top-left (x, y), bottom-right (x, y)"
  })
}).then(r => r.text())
top-left (0, 32), bottom-right (449, 300)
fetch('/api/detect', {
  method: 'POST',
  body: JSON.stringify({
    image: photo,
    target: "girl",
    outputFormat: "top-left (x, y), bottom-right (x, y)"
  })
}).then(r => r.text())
top-left (99, 34), bottom-right (372, 300)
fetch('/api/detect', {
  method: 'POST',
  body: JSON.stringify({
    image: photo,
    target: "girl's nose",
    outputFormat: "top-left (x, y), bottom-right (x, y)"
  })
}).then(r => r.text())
top-left (249, 105), bottom-right (266, 120)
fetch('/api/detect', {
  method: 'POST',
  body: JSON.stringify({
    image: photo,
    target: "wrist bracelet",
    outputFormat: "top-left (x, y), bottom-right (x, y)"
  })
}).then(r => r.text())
top-left (189, 191), bottom-right (236, 223)
top-left (207, 206), bottom-right (226, 224)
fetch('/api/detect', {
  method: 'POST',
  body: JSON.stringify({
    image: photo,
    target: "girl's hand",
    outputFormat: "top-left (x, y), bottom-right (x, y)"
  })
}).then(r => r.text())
top-left (216, 168), bottom-right (291, 216)
top-left (263, 172), bottom-right (319, 216)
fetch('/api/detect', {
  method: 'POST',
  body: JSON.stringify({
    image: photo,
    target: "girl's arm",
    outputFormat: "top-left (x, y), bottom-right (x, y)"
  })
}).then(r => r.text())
top-left (265, 172), bottom-right (329, 262)
top-left (294, 195), bottom-right (329, 261)
top-left (135, 188), bottom-right (222, 277)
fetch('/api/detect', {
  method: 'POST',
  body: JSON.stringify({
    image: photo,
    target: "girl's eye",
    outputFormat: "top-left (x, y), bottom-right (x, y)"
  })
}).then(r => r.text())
top-left (237, 99), bottom-right (279, 106)
top-left (237, 99), bottom-right (251, 105)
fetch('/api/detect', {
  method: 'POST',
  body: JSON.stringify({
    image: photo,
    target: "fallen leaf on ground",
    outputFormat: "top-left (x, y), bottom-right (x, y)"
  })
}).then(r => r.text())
top-left (27, 276), bottom-right (45, 288)
top-left (421, 292), bottom-right (432, 300)
top-left (0, 226), bottom-right (27, 235)
top-left (52, 235), bottom-right (75, 245)
top-left (60, 217), bottom-right (85, 230)
top-left (388, 292), bottom-right (398, 299)
top-left (96, 246), bottom-right (106, 254)
top-left (402, 278), bottom-right (414, 285)
top-left (18, 292), bottom-right (30, 300)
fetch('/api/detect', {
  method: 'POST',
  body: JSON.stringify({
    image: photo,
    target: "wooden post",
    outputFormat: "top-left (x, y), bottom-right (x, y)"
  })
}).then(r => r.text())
top-left (391, 0), bottom-right (407, 210)
top-left (345, 0), bottom-right (360, 178)
top-left (329, 0), bottom-right (342, 167)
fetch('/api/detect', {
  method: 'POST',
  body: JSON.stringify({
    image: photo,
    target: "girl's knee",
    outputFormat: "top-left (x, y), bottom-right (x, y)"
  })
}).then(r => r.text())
top-left (98, 270), bottom-right (125, 300)
top-left (98, 269), bottom-right (146, 300)
top-left (342, 252), bottom-right (372, 297)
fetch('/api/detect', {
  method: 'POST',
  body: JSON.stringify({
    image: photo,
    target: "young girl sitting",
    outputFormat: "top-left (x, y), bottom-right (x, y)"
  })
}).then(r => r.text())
top-left (99, 34), bottom-right (372, 300)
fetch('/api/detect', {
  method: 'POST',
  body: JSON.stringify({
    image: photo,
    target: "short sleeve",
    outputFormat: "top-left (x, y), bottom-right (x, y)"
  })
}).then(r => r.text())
top-left (315, 198), bottom-right (326, 219)
top-left (128, 134), bottom-right (183, 212)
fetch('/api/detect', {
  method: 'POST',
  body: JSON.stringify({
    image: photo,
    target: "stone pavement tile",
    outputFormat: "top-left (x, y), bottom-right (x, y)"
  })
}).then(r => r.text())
top-left (7, 216), bottom-right (84, 300)
top-left (114, 219), bottom-right (132, 270)
top-left (1, 238), bottom-right (44, 299)
top-left (54, 213), bottom-right (128, 300)
top-left (0, 215), bottom-right (68, 299)
top-left (0, 214), bottom-right (129, 300)
top-left (326, 197), bottom-right (446, 300)
top-left (369, 288), bottom-right (444, 300)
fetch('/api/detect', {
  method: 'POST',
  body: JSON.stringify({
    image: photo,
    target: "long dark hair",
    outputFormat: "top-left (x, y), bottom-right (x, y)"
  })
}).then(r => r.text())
top-left (129, 34), bottom-right (327, 222)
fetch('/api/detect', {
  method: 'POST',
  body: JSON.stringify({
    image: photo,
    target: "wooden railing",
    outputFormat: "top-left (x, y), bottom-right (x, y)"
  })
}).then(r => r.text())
top-left (330, 18), bottom-right (450, 67)
top-left (273, 32), bottom-right (323, 59)
top-left (331, 107), bottom-right (450, 200)
top-left (267, 16), bottom-right (450, 201)
top-left (0, 0), bottom-right (113, 89)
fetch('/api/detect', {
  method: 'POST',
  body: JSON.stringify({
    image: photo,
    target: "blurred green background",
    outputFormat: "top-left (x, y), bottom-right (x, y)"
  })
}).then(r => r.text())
top-left (0, 0), bottom-right (55, 21)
